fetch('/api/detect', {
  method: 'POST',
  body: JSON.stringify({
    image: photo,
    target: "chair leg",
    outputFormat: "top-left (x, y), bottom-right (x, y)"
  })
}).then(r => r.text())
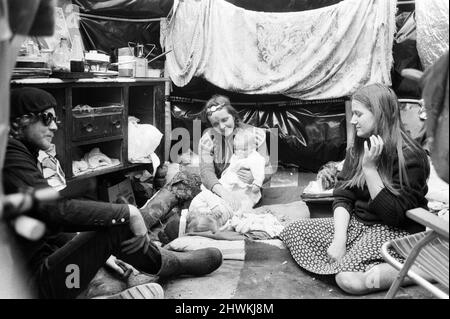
top-left (384, 232), bottom-right (437, 299)
top-left (385, 269), bottom-right (407, 298)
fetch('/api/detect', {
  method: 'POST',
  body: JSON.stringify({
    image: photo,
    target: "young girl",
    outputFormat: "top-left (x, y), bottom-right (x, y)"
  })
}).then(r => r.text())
top-left (280, 83), bottom-right (430, 295)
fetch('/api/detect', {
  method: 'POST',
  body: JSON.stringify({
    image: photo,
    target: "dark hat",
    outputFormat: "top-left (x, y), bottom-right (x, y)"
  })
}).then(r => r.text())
top-left (10, 87), bottom-right (57, 119)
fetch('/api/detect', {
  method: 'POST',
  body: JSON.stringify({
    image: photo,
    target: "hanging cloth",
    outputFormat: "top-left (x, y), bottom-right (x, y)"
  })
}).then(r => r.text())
top-left (161, 0), bottom-right (396, 100)
top-left (416, 0), bottom-right (449, 69)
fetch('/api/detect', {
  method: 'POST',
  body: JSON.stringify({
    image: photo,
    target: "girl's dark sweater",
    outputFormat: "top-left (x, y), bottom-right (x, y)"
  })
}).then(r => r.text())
top-left (333, 148), bottom-right (430, 234)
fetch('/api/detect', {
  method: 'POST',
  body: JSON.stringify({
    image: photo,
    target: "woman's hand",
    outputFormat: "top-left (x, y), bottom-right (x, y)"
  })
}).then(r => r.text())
top-left (237, 165), bottom-right (255, 184)
top-left (121, 205), bottom-right (150, 255)
top-left (362, 136), bottom-right (386, 199)
top-left (362, 135), bottom-right (384, 170)
top-left (326, 239), bottom-right (347, 263)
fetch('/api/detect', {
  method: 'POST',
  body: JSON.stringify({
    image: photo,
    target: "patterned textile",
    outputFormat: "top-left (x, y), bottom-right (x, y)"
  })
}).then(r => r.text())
top-left (38, 144), bottom-right (66, 191)
top-left (416, 0), bottom-right (449, 69)
top-left (140, 171), bottom-right (202, 229)
top-left (162, 0), bottom-right (396, 99)
top-left (279, 216), bottom-right (410, 274)
top-left (165, 170), bottom-right (202, 201)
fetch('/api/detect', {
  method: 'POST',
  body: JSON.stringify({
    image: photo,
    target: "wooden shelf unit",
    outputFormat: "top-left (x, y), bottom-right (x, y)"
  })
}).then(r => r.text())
top-left (11, 77), bottom-right (170, 181)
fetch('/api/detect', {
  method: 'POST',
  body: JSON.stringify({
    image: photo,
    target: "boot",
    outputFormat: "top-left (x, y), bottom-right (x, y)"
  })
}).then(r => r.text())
top-left (85, 267), bottom-right (127, 299)
top-left (140, 188), bottom-right (179, 229)
top-left (139, 171), bottom-right (202, 229)
top-left (157, 247), bottom-right (223, 278)
top-left (126, 270), bottom-right (160, 287)
top-left (92, 283), bottom-right (164, 299)
top-left (111, 256), bottom-right (161, 288)
top-left (157, 212), bottom-right (181, 245)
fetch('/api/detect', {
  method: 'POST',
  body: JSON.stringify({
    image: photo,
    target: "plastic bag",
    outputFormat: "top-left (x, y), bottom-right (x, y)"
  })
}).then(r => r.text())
top-left (128, 116), bottom-right (163, 162)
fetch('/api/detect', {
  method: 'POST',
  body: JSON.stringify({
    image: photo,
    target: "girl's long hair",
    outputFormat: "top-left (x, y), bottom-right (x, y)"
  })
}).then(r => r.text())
top-left (340, 83), bottom-right (428, 194)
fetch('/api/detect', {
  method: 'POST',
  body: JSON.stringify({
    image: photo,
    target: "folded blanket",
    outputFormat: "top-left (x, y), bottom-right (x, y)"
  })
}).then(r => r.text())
top-left (165, 235), bottom-right (245, 261)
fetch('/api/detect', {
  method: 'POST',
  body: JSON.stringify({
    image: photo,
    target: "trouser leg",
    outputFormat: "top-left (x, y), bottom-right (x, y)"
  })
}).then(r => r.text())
top-left (38, 225), bottom-right (161, 299)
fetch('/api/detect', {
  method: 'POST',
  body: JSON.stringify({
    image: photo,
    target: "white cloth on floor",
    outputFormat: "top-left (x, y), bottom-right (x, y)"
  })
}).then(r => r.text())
top-left (224, 212), bottom-right (285, 238)
top-left (162, 0), bottom-right (396, 99)
top-left (416, 0), bottom-right (449, 69)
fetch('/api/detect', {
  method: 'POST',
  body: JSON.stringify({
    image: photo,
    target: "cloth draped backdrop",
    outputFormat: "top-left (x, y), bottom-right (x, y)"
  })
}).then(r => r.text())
top-left (161, 0), bottom-right (396, 100)
top-left (415, 0), bottom-right (449, 69)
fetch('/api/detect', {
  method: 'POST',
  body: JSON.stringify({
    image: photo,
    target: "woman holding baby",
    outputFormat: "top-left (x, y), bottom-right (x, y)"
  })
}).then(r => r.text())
top-left (186, 95), bottom-right (274, 233)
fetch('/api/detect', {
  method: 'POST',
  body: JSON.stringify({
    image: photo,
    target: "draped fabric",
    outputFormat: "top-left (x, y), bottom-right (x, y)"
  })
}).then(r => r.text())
top-left (162, 0), bottom-right (396, 100)
top-left (415, 0), bottom-right (449, 69)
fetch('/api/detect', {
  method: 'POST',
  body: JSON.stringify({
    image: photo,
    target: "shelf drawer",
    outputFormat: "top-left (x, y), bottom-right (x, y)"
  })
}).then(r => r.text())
top-left (72, 112), bottom-right (124, 141)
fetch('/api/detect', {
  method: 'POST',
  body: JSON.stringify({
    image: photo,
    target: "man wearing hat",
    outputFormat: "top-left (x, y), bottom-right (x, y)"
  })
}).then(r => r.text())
top-left (2, 87), bottom-right (222, 299)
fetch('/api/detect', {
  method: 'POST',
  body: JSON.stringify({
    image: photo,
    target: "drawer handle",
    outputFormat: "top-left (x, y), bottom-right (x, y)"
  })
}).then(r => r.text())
top-left (84, 123), bottom-right (94, 132)
top-left (112, 120), bottom-right (121, 129)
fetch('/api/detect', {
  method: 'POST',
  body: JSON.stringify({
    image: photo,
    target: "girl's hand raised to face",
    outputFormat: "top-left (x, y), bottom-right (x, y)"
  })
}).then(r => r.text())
top-left (362, 135), bottom-right (384, 169)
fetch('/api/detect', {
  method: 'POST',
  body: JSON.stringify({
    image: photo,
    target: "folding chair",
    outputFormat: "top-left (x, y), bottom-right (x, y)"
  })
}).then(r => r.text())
top-left (381, 208), bottom-right (449, 299)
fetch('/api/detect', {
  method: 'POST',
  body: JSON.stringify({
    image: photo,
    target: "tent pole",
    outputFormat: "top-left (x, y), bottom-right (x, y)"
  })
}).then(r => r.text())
top-left (345, 99), bottom-right (354, 150)
top-left (77, 12), bottom-right (163, 23)
top-left (164, 78), bottom-right (172, 163)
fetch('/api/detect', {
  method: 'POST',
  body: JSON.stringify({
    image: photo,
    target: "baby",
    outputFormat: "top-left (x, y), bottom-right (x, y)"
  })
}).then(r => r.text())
top-left (187, 130), bottom-right (266, 233)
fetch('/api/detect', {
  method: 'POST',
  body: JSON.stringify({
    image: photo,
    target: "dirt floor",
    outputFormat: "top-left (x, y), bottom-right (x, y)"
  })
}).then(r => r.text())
top-left (163, 167), bottom-right (436, 299)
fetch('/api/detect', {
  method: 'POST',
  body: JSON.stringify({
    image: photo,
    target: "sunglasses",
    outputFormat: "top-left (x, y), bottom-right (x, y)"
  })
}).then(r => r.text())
top-left (38, 112), bottom-right (58, 126)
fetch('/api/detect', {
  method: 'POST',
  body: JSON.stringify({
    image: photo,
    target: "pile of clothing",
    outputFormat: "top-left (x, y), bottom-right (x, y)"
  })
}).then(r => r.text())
top-left (72, 147), bottom-right (120, 176)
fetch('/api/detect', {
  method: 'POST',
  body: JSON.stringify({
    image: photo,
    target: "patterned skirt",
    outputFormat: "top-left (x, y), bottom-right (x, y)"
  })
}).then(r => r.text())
top-left (279, 216), bottom-right (411, 274)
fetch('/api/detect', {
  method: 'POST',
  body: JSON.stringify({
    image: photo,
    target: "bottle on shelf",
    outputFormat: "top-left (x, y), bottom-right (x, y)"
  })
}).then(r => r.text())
top-left (51, 37), bottom-right (71, 72)
top-left (70, 35), bottom-right (85, 72)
